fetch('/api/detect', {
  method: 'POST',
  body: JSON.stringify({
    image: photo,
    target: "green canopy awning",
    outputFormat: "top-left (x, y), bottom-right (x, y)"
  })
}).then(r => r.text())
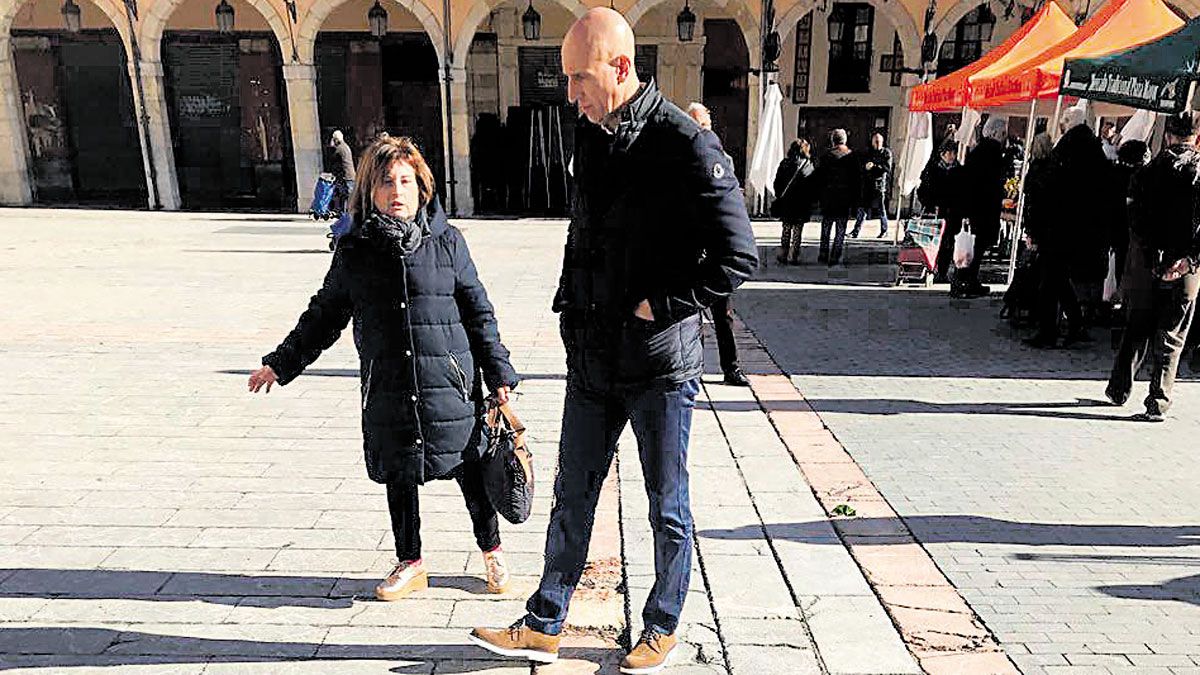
top-left (1060, 16), bottom-right (1200, 112)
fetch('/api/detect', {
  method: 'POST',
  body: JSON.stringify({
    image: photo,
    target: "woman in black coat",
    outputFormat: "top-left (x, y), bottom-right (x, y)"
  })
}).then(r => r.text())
top-left (248, 136), bottom-right (520, 602)
top-left (772, 138), bottom-right (815, 264)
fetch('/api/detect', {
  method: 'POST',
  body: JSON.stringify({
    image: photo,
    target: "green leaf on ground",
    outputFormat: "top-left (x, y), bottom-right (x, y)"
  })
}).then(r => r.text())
top-left (831, 504), bottom-right (857, 517)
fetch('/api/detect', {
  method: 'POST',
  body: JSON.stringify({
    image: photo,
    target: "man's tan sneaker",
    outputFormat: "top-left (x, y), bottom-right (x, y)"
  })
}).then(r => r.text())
top-left (468, 620), bottom-right (560, 663)
top-left (483, 548), bottom-right (511, 594)
top-left (619, 630), bottom-right (677, 674)
top-left (375, 559), bottom-right (428, 601)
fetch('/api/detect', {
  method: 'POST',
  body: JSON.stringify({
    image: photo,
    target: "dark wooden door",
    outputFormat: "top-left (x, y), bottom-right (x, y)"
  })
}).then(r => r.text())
top-left (702, 19), bottom-right (749, 181)
top-left (796, 106), bottom-right (891, 155)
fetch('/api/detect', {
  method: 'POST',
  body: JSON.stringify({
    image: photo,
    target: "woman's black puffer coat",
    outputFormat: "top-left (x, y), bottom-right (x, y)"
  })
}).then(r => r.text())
top-left (262, 198), bottom-right (519, 486)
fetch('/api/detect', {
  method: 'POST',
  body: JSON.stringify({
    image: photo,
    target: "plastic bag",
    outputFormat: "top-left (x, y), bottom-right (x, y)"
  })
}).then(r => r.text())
top-left (1102, 251), bottom-right (1118, 302)
top-left (953, 224), bottom-right (976, 269)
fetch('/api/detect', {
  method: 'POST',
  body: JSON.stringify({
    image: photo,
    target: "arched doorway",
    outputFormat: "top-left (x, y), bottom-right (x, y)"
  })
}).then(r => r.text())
top-left (8, 0), bottom-right (146, 206)
top-left (632, 0), bottom-right (756, 182)
top-left (459, 1), bottom-right (585, 216)
top-left (310, 0), bottom-right (444, 195)
top-left (159, 0), bottom-right (295, 210)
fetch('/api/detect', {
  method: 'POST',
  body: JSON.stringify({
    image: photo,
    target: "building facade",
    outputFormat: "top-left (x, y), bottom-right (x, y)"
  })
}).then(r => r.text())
top-left (1, 0), bottom-right (1196, 214)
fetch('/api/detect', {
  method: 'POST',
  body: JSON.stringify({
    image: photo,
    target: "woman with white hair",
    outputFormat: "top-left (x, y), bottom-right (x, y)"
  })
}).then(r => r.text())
top-left (951, 116), bottom-right (1010, 298)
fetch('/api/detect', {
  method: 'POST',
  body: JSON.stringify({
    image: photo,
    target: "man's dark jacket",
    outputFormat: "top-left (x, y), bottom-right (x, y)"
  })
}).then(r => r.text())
top-left (861, 146), bottom-right (894, 196)
top-left (263, 199), bottom-right (518, 486)
top-left (961, 137), bottom-right (1007, 242)
top-left (329, 140), bottom-right (355, 181)
top-left (555, 80), bottom-right (758, 392)
top-left (1129, 144), bottom-right (1200, 271)
top-left (1041, 124), bottom-right (1112, 281)
top-left (816, 147), bottom-right (861, 219)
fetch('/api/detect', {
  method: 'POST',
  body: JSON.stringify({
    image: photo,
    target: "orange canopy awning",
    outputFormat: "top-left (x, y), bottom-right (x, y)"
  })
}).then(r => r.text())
top-left (908, 1), bottom-right (1076, 112)
top-left (969, 0), bottom-right (1185, 107)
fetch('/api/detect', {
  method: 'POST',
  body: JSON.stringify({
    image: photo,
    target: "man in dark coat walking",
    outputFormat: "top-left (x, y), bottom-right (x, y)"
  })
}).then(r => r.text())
top-left (816, 128), bottom-right (860, 266)
top-left (952, 116), bottom-right (1009, 297)
top-left (850, 132), bottom-right (893, 239)
top-left (1025, 107), bottom-right (1111, 347)
top-left (1106, 111), bottom-right (1200, 422)
top-left (471, 9), bottom-right (758, 673)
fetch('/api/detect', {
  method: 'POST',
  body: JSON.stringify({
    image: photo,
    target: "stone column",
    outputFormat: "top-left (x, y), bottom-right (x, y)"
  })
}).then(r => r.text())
top-left (282, 63), bottom-right (322, 214)
top-left (0, 36), bottom-right (32, 205)
top-left (130, 60), bottom-right (181, 210)
top-left (446, 65), bottom-right (474, 216)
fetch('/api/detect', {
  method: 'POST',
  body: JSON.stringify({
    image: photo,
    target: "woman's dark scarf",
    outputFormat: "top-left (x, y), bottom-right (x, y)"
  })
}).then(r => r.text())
top-left (365, 205), bottom-right (429, 258)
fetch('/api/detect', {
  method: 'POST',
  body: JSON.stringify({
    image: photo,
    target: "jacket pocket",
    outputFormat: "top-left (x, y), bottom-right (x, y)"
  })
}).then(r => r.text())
top-left (448, 353), bottom-right (469, 402)
top-left (361, 359), bottom-right (375, 410)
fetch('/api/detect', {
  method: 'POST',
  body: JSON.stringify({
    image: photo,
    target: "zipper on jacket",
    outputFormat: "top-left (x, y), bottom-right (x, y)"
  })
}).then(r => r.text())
top-left (362, 359), bottom-right (374, 410)
top-left (448, 353), bottom-right (469, 402)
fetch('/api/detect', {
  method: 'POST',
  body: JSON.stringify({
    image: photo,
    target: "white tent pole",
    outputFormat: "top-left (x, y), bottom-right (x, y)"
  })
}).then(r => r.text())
top-left (957, 105), bottom-right (969, 163)
top-left (1008, 97), bottom-right (1039, 285)
top-left (1050, 95), bottom-right (1064, 140)
top-left (893, 113), bottom-right (916, 244)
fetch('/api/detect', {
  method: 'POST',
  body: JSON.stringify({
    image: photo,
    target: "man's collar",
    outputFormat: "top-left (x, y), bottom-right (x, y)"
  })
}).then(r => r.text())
top-left (600, 81), bottom-right (650, 135)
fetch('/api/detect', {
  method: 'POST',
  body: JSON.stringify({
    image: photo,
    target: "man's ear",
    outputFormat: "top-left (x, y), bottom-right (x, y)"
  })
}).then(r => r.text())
top-left (613, 55), bottom-right (632, 84)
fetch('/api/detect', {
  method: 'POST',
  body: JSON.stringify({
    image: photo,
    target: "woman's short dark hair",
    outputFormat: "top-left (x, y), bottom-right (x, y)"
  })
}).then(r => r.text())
top-left (349, 136), bottom-right (436, 220)
top-left (788, 138), bottom-right (810, 158)
top-left (1117, 139), bottom-right (1150, 167)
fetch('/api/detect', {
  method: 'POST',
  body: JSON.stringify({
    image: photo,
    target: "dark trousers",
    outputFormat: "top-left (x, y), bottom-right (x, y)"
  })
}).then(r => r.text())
top-left (386, 460), bottom-right (501, 561)
top-left (525, 378), bottom-right (699, 636)
top-left (1035, 253), bottom-right (1082, 338)
top-left (710, 296), bottom-right (739, 373)
top-left (820, 215), bottom-right (849, 265)
top-left (852, 192), bottom-right (889, 236)
top-left (1107, 255), bottom-right (1200, 415)
top-left (779, 220), bottom-right (804, 262)
top-left (934, 214), bottom-right (964, 279)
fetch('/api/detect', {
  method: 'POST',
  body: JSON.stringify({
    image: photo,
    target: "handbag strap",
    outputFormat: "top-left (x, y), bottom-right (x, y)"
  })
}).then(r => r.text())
top-left (777, 159), bottom-right (806, 203)
top-left (486, 401), bottom-right (526, 435)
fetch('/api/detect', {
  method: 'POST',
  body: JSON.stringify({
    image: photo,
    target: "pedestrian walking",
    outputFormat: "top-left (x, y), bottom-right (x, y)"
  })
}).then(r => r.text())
top-left (772, 138), bottom-right (816, 265)
top-left (1021, 130), bottom-right (1087, 348)
top-left (850, 132), bottom-right (893, 239)
top-left (1105, 111), bottom-right (1200, 422)
top-left (248, 136), bottom-right (521, 601)
top-left (950, 116), bottom-right (1008, 298)
top-left (920, 141), bottom-right (964, 283)
top-left (816, 128), bottom-right (861, 267)
top-left (686, 101), bottom-right (751, 387)
top-left (327, 130), bottom-right (356, 213)
top-left (1108, 140), bottom-right (1151, 288)
top-left (468, 9), bottom-right (757, 673)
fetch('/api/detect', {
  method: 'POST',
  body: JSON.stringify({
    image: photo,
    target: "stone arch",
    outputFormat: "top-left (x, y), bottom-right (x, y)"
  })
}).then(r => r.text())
top-left (1, 0), bottom-right (133, 52)
top-left (139, 0), bottom-right (292, 62)
top-left (452, 0), bottom-right (589, 66)
top-left (932, 0), bottom-right (992, 43)
top-left (776, 0), bottom-right (921, 63)
top-left (626, 0), bottom-right (760, 66)
top-left (296, 0), bottom-right (445, 65)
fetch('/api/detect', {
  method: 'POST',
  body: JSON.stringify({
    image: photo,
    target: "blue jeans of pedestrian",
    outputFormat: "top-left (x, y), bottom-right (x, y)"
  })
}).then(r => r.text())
top-left (524, 377), bottom-right (699, 637)
top-left (820, 216), bottom-right (848, 265)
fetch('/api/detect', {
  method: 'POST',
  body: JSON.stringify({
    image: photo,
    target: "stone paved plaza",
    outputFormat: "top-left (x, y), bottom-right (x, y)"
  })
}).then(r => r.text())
top-left (0, 210), bottom-right (1196, 674)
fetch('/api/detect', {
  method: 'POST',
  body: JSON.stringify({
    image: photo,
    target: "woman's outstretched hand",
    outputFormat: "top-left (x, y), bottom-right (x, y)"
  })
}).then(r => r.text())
top-left (248, 365), bottom-right (278, 393)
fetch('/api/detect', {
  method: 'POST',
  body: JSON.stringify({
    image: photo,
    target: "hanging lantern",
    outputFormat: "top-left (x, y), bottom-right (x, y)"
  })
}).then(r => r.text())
top-left (368, 0), bottom-right (388, 38)
top-left (215, 0), bottom-right (235, 34)
top-left (676, 1), bottom-right (696, 42)
top-left (522, 0), bottom-right (541, 41)
top-left (61, 0), bottom-right (82, 33)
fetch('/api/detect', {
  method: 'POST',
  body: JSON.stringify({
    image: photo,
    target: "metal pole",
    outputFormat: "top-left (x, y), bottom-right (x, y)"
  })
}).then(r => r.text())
top-left (442, 0), bottom-right (457, 216)
top-left (893, 114), bottom-right (914, 245)
top-left (1049, 94), bottom-right (1064, 141)
top-left (125, 4), bottom-right (161, 209)
top-left (1007, 96), bottom-right (1038, 285)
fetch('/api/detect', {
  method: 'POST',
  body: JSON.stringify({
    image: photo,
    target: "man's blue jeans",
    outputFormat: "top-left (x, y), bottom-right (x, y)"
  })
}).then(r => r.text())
top-left (524, 377), bottom-right (699, 636)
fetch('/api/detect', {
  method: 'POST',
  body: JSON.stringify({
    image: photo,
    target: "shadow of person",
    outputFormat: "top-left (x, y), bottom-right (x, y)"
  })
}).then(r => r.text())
top-left (698, 516), bottom-right (1200, 548)
top-left (0, 569), bottom-right (366, 608)
top-left (0, 626), bottom-right (627, 673)
top-left (1100, 573), bottom-right (1200, 607)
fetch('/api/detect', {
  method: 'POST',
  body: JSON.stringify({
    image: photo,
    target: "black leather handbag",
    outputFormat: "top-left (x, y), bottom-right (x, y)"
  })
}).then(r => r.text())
top-left (481, 402), bottom-right (535, 524)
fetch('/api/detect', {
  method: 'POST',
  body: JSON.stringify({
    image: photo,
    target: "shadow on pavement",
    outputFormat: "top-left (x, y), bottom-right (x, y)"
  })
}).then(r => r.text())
top-left (0, 626), bottom-right (617, 672)
top-left (1100, 574), bottom-right (1200, 606)
top-left (733, 282), bottom-right (1136, 380)
top-left (219, 368), bottom-right (358, 378)
top-left (798, 396), bottom-right (1132, 421)
top-left (0, 569), bottom-right (369, 608)
top-left (699, 516), bottom-right (1200, 547)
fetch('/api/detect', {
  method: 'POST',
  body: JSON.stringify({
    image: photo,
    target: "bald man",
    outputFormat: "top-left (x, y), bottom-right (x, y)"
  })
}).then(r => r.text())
top-left (471, 8), bottom-right (757, 673)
